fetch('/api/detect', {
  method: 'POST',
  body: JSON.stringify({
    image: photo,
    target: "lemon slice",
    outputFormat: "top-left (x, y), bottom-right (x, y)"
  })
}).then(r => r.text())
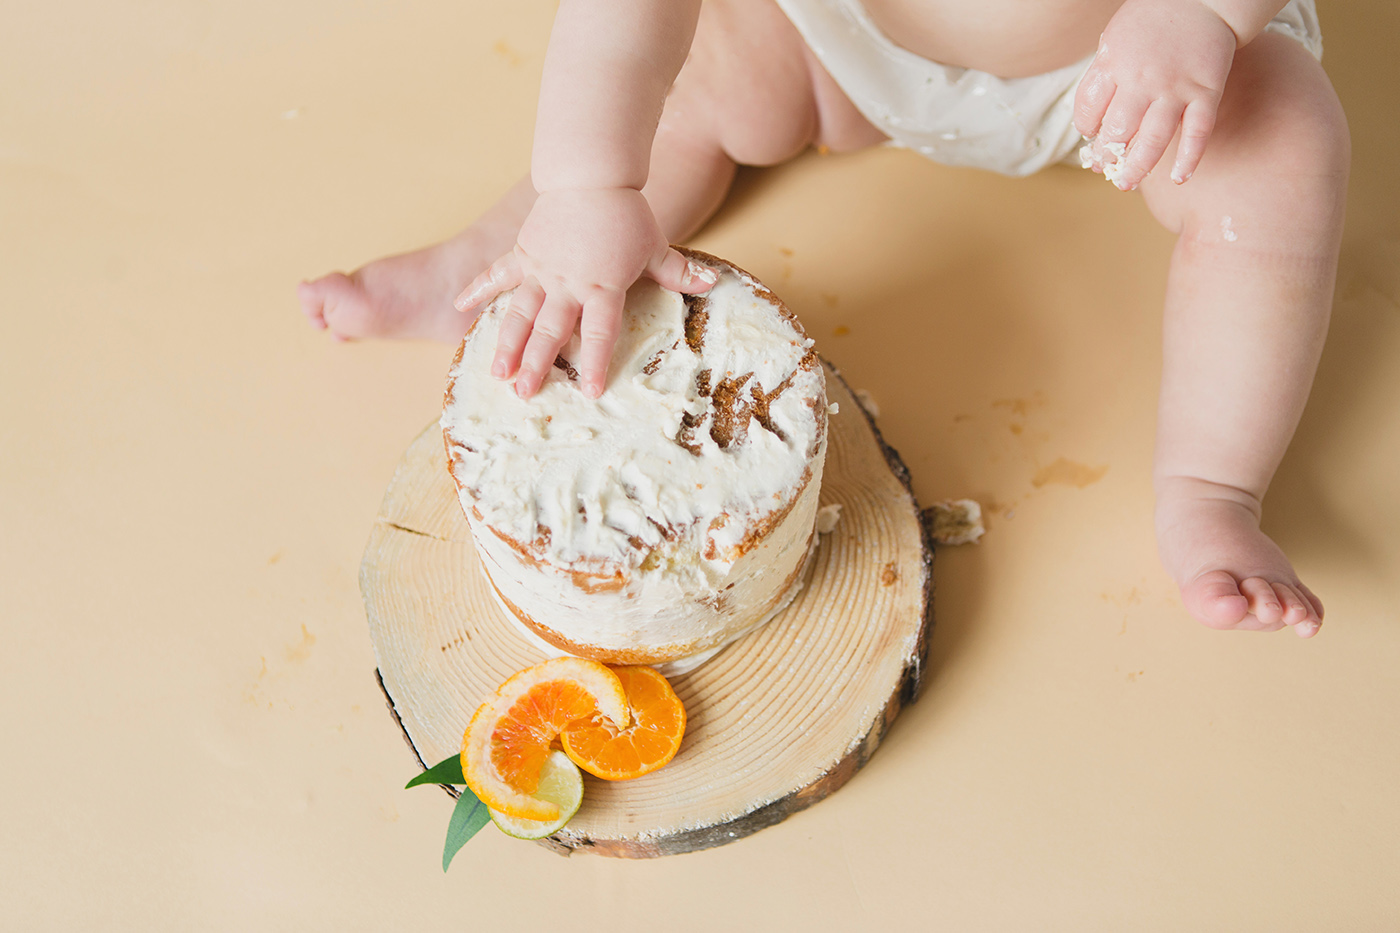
top-left (489, 750), bottom-right (584, 840)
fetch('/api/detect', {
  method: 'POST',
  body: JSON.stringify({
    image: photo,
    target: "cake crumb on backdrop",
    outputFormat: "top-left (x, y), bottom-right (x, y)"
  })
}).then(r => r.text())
top-left (924, 499), bottom-right (986, 546)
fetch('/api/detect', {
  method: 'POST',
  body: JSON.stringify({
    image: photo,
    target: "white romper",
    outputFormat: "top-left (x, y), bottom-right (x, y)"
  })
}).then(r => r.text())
top-left (774, 0), bottom-right (1324, 176)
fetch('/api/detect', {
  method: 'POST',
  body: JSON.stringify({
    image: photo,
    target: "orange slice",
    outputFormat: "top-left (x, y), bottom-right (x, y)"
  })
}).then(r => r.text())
top-left (561, 666), bottom-right (686, 781)
top-left (461, 658), bottom-right (629, 820)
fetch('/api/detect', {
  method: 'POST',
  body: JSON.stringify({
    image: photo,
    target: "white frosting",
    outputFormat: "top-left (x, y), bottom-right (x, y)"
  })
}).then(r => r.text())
top-left (487, 531), bottom-right (822, 677)
top-left (1080, 139), bottom-right (1132, 190)
top-left (442, 266), bottom-right (827, 661)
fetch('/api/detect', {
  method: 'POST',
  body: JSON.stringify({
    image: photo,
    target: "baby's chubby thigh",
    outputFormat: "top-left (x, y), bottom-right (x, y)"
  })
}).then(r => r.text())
top-left (671, 0), bottom-right (885, 165)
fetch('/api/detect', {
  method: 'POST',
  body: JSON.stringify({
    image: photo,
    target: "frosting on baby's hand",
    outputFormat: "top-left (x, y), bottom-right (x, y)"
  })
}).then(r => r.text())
top-left (1079, 138), bottom-right (1133, 190)
top-left (1072, 0), bottom-right (1238, 191)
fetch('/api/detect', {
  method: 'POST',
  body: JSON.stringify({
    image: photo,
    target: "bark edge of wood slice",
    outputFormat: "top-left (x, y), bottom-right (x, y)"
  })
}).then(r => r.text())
top-left (362, 362), bottom-right (934, 858)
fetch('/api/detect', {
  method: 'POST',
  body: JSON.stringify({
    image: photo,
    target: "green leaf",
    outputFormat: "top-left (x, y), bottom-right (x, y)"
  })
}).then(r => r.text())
top-left (442, 786), bottom-right (491, 871)
top-left (406, 754), bottom-right (465, 789)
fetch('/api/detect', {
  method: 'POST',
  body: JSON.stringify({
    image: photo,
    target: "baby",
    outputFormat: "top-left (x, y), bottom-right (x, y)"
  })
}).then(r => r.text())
top-left (300, 0), bottom-right (1347, 638)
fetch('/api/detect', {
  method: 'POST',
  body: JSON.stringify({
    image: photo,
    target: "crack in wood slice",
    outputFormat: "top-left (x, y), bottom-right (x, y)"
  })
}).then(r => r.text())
top-left (362, 361), bottom-right (932, 858)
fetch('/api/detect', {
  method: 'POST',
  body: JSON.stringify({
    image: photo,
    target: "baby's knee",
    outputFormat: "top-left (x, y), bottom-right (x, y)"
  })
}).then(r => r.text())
top-left (1221, 37), bottom-right (1350, 183)
top-left (1160, 40), bottom-right (1349, 239)
top-left (1263, 86), bottom-right (1349, 188)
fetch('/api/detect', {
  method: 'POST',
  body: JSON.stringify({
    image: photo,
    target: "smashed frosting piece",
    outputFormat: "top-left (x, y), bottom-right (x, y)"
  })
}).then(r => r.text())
top-left (1079, 139), bottom-right (1132, 190)
top-left (442, 256), bottom-right (829, 665)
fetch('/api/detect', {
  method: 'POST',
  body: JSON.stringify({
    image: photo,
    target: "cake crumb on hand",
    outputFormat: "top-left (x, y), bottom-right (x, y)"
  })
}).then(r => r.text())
top-left (1079, 138), bottom-right (1133, 190)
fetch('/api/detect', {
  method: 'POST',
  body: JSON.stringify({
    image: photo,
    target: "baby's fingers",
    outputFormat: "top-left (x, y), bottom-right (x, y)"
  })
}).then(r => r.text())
top-left (491, 278), bottom-right (544, 381)
top-left (455, 251), bottom-right (523, 315)
top-left (1116, 99), bottom-right (1185, 190)
top-left (576, 291), bottom-right (625, 399)
top-left (515, 291), bottom-right (582, 399)
top-left (1073, 64), bottom-right (1116, 139)
top-left (1171, 98), bottom-right (1218, 184)
top-left (1099, 89), bottom-right (1150, 149)
top-left (648, 247), bottom-right (718, 295)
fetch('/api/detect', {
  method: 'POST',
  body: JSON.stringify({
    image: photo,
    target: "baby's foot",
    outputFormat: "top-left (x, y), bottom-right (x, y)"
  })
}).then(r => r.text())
top-left (298, 231), bottom-right (496, 343)
top-left (1156, 477), bottom-right (1323, 638)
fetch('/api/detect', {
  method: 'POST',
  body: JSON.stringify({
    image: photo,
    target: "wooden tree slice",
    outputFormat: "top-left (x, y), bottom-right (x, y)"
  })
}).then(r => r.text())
top-left (362, 363), bottom-right (933, 858)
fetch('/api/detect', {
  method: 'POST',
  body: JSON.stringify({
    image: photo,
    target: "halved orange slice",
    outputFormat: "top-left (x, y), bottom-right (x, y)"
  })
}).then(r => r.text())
top-left (461, 658), bottom-right (629, 820)
top-left (561, 666), bottom-right (686, 781)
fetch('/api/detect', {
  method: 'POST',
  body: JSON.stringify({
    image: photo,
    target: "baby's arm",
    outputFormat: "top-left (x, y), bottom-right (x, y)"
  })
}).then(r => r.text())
top-left (455, 0), bottom-right (715, 399)
top-left (1073, 0), bottom-right (1291, 190)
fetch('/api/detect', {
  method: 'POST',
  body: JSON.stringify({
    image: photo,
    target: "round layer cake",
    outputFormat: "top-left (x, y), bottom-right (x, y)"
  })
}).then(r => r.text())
top-left (441, 251), bottom-right (827, 665)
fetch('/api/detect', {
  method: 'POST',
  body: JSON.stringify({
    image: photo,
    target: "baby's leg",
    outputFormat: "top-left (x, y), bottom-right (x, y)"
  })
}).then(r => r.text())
top-left (298, 0), bottom-right (883, 342)
top-left (298, 178), bottom-right (536, 342)
top-left (1137, 34), bottom-right (1348, 636)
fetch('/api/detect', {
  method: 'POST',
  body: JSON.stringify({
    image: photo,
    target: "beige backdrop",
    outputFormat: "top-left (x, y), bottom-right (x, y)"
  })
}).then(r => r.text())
top-left (2, 0), bottom-right (1397, 929)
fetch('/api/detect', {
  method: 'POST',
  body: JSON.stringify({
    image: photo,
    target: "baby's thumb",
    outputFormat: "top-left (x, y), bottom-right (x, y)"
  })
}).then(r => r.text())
top-left (649, 248), bottom-right (718, 295)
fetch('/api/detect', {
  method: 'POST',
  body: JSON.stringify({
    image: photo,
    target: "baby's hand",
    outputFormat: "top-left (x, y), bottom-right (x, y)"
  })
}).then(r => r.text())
top-left (454, 186), bottom-right (716, 399)
top-left (1073, 0), bottom-right (1238, 190)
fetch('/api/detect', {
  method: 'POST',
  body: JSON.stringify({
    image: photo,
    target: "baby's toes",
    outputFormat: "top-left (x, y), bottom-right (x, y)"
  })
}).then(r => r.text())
top-left (297, 279), bottom-right (330, 329)
top-left (1280, 582), bottom-right (1323, 638)
top-left (1273, 583), bottom-right (1311, 628)
top-left (1181, 570), bottom-right (1249, 630)
top-left (1239, 577), bottom-right (1287, 631)
top-left (308, 272), bottom-right (374, 340)
top-left (1298, 582), bottom-right (1325, 623)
